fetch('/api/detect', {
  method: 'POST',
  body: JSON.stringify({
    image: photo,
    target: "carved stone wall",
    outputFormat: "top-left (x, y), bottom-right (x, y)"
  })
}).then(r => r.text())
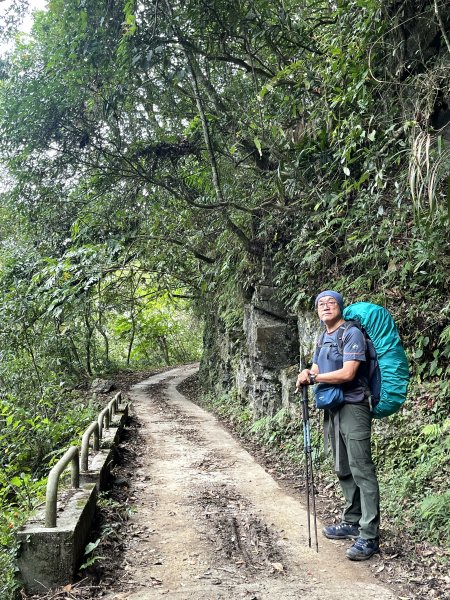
top-left (242, 286), bottom-right (298, 420)
top-left (200, 285), bottom-right (318, 422)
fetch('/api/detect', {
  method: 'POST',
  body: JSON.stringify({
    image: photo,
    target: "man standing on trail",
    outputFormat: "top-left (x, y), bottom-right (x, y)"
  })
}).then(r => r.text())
top-left (296, 290), bottom-right (380, 561)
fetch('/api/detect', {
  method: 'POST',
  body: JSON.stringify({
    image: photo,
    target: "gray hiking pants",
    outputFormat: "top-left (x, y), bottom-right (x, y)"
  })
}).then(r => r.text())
top-left (330, 402), bottom-right (380, 540)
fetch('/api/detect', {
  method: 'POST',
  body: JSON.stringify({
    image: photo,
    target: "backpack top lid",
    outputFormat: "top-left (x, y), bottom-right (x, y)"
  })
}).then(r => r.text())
top-left (342, 302), bottom-right (410, 418)
top-left (342, 302), bottom-right (401, 358)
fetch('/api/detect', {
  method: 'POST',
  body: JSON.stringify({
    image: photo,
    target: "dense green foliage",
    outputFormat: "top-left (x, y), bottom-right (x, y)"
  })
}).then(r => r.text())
top-left (0, 0), bottom-right (449, 596)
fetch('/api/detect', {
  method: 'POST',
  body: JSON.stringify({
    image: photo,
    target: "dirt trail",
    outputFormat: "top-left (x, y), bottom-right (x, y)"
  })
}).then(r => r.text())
top-left (104, 365), bottom-right (399, 600)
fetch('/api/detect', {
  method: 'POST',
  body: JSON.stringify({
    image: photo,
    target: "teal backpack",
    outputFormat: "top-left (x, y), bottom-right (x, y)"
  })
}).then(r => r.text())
top-left (342, 302), bottom-right (410, 418)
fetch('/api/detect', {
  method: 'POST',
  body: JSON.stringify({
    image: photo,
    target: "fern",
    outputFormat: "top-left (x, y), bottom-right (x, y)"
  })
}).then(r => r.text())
top-left (419, 492), bottom-right (450, 542)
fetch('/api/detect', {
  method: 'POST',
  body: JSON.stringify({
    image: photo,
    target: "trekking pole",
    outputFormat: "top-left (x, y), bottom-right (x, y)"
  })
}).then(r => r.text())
top-left (301, 384), bottom-right (319, 552)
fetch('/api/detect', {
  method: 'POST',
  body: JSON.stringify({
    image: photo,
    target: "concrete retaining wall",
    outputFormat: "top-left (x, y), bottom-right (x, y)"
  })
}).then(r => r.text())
top-left (16, 395), bottom-right (129, 595)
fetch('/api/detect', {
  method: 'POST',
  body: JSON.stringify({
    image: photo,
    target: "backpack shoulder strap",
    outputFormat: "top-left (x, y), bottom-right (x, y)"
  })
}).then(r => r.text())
top-left (317, 328), bottom-right (326, 348)
top-left (336, 320), bottom-right (361, 354)
top-left (317, 321), bottom-right (361, 354)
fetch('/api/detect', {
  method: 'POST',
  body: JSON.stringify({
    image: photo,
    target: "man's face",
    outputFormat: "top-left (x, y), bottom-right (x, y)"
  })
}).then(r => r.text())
top-left (317, 296), bottom-right (341, 324)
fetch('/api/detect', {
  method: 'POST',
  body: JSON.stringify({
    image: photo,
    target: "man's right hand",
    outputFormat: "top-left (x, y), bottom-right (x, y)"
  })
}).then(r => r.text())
top-left (296, 369), bottom-right (314, 390)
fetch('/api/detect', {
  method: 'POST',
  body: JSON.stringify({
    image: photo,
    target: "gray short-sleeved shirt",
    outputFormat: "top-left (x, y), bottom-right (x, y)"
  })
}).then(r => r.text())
top-left (313, 325), bottom-right (367, 403)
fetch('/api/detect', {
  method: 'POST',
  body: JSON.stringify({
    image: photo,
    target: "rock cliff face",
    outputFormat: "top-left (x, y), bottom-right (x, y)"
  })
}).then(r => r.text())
top-left (200, 285), bottom-right (318, 421)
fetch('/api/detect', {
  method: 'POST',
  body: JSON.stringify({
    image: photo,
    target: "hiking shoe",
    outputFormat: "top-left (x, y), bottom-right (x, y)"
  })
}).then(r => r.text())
top-left (346, 537), bottom-right (380, 561)
top-left (322, 522), bottom-right (359, 540)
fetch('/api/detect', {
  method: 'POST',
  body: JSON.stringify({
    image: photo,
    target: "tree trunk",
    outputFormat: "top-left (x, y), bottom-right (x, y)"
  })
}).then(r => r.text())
top-left (157, 335), bottom-right (170, 365)
top-left (84, 313), bottom-right (94, 376)
top-left (127, 314), bottom-right (136, 367)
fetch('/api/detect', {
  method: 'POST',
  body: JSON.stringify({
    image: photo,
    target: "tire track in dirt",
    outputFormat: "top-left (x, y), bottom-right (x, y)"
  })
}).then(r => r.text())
top-left (103, 365), bottom-right (400, 600)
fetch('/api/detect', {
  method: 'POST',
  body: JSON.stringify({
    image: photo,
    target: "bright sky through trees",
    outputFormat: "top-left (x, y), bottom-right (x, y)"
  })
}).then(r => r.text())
top-left (0, 0), bottom-right (47, 51)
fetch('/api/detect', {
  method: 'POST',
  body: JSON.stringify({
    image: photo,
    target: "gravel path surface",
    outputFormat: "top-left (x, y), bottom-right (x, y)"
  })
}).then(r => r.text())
top-left (101, 365), bottom-right (399, 600)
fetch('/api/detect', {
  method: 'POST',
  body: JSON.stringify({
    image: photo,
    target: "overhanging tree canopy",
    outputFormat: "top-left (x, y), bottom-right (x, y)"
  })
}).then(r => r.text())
top-left (0, 0), bottom-right (448, 370)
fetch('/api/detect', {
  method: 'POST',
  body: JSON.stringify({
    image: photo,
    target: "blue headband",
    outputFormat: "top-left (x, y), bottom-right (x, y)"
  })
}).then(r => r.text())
top-left (315, 290), bottom-right (344, 312)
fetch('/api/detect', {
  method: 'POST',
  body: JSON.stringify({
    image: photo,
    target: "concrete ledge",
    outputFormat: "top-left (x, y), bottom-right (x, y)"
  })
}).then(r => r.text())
top-left (80, 444), bottom-right (116, 491)
top-left (80, 405), bottom-right (128, 491)
top-left (16, 401), bottom-right (130, 594)
top-left (17, 483), bottom-right (97, 595)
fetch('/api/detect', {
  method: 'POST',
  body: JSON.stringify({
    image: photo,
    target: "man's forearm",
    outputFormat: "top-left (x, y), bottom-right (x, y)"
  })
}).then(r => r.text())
top-left (315, 360), bottom-right (360, 384)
